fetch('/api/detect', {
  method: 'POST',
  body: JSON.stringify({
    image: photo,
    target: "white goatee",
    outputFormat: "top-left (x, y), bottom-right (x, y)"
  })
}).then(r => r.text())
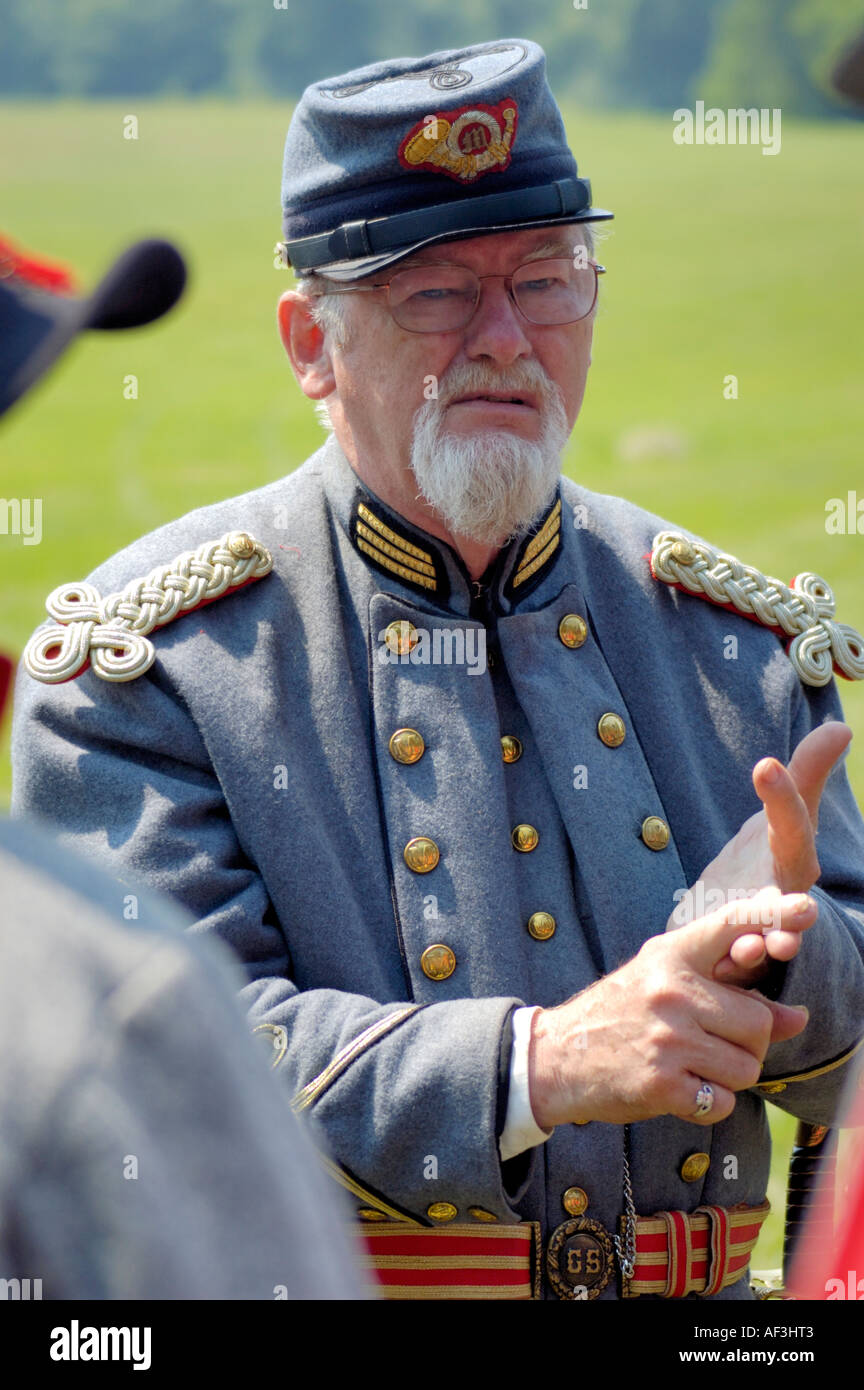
top-left (409, 361), bottom-right (570, 546)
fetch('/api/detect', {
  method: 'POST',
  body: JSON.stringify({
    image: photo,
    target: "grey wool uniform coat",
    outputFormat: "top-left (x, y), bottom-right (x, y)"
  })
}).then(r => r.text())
top-left (12, 435), bottom-right (864, 1299)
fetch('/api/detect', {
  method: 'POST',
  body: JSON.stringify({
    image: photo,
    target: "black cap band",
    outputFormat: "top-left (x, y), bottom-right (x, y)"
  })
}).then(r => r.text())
top-left (284, 176), bottom-right (609, 278)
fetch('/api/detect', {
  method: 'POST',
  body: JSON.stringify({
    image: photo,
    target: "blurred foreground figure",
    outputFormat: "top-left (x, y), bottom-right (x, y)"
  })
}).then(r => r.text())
top-left (786, 1066), bottom-right (864, 1301)
top-left (0, 232), bottom-right (185, 416)
top-left (0, 235), bottom-right (368, 1300)
top-left (0, 814), bottom-right (367, 1299)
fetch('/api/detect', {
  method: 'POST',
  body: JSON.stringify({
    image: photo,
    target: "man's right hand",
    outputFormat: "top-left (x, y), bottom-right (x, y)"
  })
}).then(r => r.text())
top-left (527, 889), bottom-right (816, 1130)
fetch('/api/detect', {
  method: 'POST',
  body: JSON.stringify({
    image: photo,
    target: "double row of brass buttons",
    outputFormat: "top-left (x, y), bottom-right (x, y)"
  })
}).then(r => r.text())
top-left (392, 722), bottom-right (552, 957)
top-left (385, 613), bottom-right (589, 659)
top-left (388, 613), bottom-right (669, 983)
top-left (392, 727), bottom-right (526, 770)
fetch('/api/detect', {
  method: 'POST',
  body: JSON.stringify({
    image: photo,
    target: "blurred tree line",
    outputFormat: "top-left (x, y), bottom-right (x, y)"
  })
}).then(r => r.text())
top-left (0, 0), bottom-right (861, 115)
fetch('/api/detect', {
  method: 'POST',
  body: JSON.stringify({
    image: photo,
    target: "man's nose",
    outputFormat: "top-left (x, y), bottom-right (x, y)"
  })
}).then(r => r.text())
top-left (462, 277), bottom-right (534, 365)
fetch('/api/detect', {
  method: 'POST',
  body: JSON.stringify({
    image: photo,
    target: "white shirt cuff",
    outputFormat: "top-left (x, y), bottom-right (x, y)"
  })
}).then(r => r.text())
top-left (498, 1006), bottom-right (554, 1163)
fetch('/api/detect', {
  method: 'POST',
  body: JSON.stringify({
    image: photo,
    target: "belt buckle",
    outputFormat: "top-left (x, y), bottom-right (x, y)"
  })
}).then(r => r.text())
top-left (546, 1217), bottom-right (615, 1301)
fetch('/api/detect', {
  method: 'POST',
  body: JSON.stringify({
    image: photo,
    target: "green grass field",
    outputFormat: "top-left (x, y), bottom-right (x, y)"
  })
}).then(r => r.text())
top-left (2, 101), bottom-right (863, 1279)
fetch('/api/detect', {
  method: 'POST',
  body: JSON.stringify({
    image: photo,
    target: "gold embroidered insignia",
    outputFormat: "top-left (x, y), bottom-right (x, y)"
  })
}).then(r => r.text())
top-left (398, 99), bottom-right (518, 183)
top-left (650, 530), bottom-right (864, 688)
top-left (350, 497), bottom-right (448, 595)
top-left (512, 498), bottom-right (562, 590)
top-left (23, 531), bottom-right (273, 684)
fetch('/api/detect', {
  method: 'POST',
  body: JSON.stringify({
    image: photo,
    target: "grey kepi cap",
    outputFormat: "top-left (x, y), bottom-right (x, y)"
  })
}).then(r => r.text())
top-left (279, 37), bottom-right (613, 280)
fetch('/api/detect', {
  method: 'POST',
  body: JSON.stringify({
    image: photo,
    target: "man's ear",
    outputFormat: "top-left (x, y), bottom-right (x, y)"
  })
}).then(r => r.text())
top-left (277, 290), bottom-right (336, 400)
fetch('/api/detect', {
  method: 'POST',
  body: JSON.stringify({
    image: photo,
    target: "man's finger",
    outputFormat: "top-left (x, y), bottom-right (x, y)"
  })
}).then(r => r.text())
top-left (673, 1000), bottom-right (809, 1124)
top-left (679, 889), bottom-right (817, 977)
top-left (784, 721), bottom-right (852, 826)
top-left (698, 983), bottom-right (809, 1052)
top-left (726, 913), bottom-right (812, 970)
top-left (725, 932), bottom-right (767, 972)
top-left (674, 1075), bottom-right (736, 1127)
top-left (753, 723), bottom-right (851, 890)
top-left (759, 995), bottom-right (809, 1045)
top-left (752, 758), bottom-right (819, 891)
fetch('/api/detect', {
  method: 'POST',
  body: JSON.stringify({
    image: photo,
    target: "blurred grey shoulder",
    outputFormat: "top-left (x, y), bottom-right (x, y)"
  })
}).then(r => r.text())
top-left (0, 816), bottom-right (239, 1115)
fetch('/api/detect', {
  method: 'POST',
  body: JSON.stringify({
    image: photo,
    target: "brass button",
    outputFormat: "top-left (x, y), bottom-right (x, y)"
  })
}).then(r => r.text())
top-left (500, 734), bottom-right (523, 764)
top-left (558, 613), bottom-right (588, 649)
top-left (427, 1201), bottom-right (458, 1222)
top-left (467, 1207), bottom-right (498, 1223)
top-left (671, 539), bottom-right (695, 564)
top-left (562, 1186), bottom-right (589, 1217)
top-left (226, 531), bottom-right (256, 559)
top-left (641, 816), bottom-right (670, 851)
top-left (527, 911), bottom-right (556, 941)
top-left (597, 713), bottom-right (626, 748)
top-left (383, 620), bottom-right (419, 656)
top-left (512, 823), bottom-right (539, 853)
top-left (420, 944), bottom-right (456, 981)
top-left (680, 1152), bottom-right (710, 1183)
top-left (357, 1208), bottom-right (389, 1222)
top-left (403, 836), bottom-right (440, 873)
top-left (389, 728), bottom-right (425, 764)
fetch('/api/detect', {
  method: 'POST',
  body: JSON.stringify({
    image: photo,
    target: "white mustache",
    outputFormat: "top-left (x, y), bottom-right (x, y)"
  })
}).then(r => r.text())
top-left (435, 360), bottom-right (558, 410)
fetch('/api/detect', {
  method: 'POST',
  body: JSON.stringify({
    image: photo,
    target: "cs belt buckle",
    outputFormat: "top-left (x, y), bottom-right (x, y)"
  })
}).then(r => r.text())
top-left (547, 1217), bottom-right (615, 1301)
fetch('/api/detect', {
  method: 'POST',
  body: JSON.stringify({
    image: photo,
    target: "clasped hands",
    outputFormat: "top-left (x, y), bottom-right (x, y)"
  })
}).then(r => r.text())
top-left (528, 722), bottom-right (852, 1130)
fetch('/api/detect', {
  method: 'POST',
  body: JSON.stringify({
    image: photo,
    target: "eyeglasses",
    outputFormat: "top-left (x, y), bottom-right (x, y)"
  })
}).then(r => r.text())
top-left (307, 256), bottom-right (606, 334)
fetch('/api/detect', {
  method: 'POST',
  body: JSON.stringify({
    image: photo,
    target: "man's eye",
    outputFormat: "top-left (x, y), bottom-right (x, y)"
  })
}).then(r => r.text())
top-left (410, 287), bottom-right (465, 301)
top-left (520, 277), bottom-right (563, 293)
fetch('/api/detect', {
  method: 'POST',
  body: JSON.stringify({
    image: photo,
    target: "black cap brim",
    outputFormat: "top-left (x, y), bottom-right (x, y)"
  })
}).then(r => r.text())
top-left (308, 208), bottom-right (614, 282)
top-left (0, 238), bottom-right (186, 419)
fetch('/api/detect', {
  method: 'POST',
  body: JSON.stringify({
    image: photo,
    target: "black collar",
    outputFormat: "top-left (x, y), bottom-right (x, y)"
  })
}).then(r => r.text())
top-left (348, 483), bottom-right (562, 609)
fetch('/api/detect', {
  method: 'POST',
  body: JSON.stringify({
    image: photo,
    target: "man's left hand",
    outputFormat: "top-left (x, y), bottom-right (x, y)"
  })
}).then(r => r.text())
top-left (667, 721), bottom-right (852, 985)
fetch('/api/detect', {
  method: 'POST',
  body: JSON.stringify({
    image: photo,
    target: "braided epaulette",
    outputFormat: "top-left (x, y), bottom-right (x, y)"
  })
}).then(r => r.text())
top-left (650, 532), bottom-right (864, 688)
top-left (24, 530), bottom-right (273, 684)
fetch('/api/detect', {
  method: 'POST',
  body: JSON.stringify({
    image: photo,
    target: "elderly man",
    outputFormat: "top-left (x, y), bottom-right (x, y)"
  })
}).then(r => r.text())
top-left (12, 39), bottom-right (864, 1301)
